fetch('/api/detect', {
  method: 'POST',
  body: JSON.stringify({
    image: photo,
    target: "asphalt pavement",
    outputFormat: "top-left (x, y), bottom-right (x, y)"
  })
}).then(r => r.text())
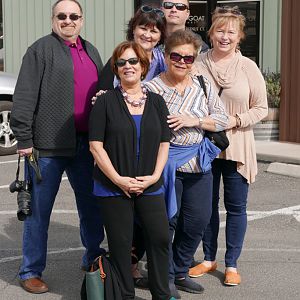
top-left (0, 144), bottom-right (300, 300)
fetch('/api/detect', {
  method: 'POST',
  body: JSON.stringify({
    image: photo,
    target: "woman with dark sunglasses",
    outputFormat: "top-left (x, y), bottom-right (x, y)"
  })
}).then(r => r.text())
top-left (190, 6), bottom-right (268, 286)
top-left (89, 41), bottom-right (174, 300)
top-left (145, 30), bottom-right (228, 298)
top-left (94, 5), bottom-right (168, 290)
top-left (98, 6), bottom-right (167, 91)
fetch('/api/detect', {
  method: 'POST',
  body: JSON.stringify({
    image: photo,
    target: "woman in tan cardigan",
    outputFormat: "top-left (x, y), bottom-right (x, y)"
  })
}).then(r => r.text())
top-left (190, 6), bottom-right (268, 286)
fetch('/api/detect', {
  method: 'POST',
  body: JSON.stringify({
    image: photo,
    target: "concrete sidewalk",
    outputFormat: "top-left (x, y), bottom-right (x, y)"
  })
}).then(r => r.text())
top-left (256, 140), bottom-right (300, 178)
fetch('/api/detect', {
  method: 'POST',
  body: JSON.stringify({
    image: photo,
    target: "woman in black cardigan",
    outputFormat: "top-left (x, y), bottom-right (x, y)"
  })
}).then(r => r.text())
top-left (89, 41), bottom-right (173, 300)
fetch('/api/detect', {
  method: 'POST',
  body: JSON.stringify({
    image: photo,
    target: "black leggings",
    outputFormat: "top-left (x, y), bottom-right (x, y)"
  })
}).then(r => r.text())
top-left (98, 194), bottom-right (170, 300)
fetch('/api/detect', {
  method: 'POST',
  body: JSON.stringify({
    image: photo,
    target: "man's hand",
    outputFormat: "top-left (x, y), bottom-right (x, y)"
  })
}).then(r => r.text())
top-left (17, 147), bottom-right (33, 157)
top-left (91, 90), bottom-right (107, 105)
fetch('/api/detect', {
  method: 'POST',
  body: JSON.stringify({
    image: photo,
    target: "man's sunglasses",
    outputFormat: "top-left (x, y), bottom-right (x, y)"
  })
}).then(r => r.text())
top-left (115, 57), bottom-right (140, 68)
top-left (170, 52), bottom-right (195, 64)
top-left (216, 6), bottom-right (242, 16)
top-left (163, 2), bottom-right (189, 11)
top-left (141, 5), bottom-right (165, 18)
top-left (56, 13), bottom-right (82, 21)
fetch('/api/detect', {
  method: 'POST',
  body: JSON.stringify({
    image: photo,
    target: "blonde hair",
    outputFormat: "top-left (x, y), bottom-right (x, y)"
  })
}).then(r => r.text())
top-left (208, 6), bottom-right (246, 43)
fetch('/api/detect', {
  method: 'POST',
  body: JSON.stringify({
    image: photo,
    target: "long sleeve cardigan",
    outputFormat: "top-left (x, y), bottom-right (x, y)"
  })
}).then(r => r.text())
top-left (89, 88), bottom-right (170, 193)
top-left (194, 50), bottom-right (268, 183)
top-left (11, 32), bottom-right (103, 156)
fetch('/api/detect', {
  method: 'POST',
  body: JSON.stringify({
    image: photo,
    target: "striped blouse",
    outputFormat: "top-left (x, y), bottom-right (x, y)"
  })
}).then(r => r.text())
top-left (145, 74), bottom-right (228, 173)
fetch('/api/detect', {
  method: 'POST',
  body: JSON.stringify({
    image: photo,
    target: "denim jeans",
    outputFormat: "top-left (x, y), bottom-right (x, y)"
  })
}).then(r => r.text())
top-left (19, 135), bottom-right (105, 280)
top-left (202, 159), bottom-right (249, 268)
top-left (169, 171), bottom-right (213, 280)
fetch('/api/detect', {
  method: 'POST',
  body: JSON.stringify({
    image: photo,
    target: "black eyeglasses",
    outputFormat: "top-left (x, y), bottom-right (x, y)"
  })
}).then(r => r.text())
top-left (215, 6), bottom-right (242, 16)
top-left (56, 13), bottom-right (82, 21)
top-left (141, 5), bottom-right (165, 17)
top-left (115, 57), bottom-right (140, 68)
top-left (163, 2), bottom-right (189, 11)
top-left (170, 52), bottom-right (195, 64)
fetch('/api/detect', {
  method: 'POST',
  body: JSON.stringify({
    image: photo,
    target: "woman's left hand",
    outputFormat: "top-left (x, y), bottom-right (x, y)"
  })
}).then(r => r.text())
top-left (167, 115), bottom-right (198, 131)
top-left (129, 175), bottom-right (158, 195)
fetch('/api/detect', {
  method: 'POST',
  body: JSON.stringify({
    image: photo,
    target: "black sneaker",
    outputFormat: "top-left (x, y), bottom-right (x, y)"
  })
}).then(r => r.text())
top-left (169, 281), bottom-right (181, 299)
top-left (175, 277), bottom-right (204, 294)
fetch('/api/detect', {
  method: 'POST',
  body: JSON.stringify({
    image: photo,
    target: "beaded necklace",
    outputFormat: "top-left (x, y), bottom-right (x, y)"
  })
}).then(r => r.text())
top-left (119, 83), bottom-right (147, 107)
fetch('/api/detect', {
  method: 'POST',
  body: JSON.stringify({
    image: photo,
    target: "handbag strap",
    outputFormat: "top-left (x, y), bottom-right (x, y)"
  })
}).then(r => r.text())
top-left (197, 75), bottom-right (223, 98)
top-left (90, 256), bottom-right (106, 282)
top-left (98, 256), bottom-right (106, 282)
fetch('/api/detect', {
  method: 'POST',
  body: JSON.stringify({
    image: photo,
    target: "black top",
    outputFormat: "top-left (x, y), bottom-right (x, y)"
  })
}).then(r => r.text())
top-left (89, 88), bottom-right (170, 193)
top-left (11, 32), bottom-right (103, 156)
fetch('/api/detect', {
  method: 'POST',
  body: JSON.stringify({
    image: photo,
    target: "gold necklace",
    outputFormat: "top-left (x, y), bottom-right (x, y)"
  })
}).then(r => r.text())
top-left (164, 73), bottom-right (189, 96)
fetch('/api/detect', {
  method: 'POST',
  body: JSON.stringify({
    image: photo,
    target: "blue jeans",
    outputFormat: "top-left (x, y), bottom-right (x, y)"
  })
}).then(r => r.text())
top-left (169, 171), bottom-right (213, 280)
top-left (202, 159), bottom-right (249, 268)
top-left (19, 135), bottom-right (105, 280)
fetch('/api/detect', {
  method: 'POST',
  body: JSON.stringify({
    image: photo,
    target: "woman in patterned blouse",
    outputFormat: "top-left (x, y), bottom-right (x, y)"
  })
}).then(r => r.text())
top-left (145, 29), bottom-right (228, 298)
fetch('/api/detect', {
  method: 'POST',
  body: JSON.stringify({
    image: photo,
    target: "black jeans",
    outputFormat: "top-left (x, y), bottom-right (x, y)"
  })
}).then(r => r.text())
top-left (98, 194), bottom-right (170, 300)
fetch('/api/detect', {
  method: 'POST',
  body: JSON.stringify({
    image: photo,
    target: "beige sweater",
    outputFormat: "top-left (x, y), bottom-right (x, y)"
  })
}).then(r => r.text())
top-left (194, 50), bottom-right (268, 183)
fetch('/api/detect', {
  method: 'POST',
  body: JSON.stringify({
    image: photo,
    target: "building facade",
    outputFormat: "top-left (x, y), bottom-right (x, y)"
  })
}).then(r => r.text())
top-left (3, 0), bottom-right (298, 142)
top-left (2, 0), bottom-right (280, 74)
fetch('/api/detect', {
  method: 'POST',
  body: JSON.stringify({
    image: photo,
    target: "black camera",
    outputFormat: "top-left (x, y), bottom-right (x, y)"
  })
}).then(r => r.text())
top-left (9, 178), bottom-right (32, 221)
top-left (9, 151), bottom-right (41, 221)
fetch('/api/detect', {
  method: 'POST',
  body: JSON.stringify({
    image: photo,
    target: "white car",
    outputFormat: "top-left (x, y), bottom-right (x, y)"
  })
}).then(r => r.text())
top-left (0, 71), bottom-right (17, 155)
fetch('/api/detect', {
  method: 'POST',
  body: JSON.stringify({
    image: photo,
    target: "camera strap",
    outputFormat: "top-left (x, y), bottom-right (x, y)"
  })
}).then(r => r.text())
top-left (15, 155), bottom-right (22, 181)
top-left (27, 149), bottom-right (42, 183)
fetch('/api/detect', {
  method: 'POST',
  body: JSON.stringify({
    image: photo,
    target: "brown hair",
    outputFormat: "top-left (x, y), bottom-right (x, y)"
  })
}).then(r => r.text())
top-left (164, 30), bottom-right (201, 57)
top-left (208, 6), bottom-right (246, 42)
top-left (52, 0), bottom-right (83, 16)
top-left (126, 7), bottom-right (166, 45)
top-left (111, 41), bottom-right (150, 80)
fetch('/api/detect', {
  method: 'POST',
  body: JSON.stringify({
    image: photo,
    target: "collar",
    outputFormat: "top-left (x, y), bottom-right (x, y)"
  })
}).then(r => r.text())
top-left (64, 37), bottom-right (82, 49)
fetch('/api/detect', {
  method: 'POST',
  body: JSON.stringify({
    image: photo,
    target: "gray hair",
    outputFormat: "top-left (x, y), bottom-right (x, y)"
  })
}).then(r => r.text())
top-left (52, 0), bottom-right (83, 17)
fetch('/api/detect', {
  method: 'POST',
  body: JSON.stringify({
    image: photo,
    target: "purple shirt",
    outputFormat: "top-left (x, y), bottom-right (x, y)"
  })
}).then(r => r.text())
top-left (65, 38), bottom-right (98, 133)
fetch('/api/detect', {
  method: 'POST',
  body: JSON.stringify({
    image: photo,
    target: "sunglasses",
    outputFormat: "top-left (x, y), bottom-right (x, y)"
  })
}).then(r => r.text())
top-left (163, 2), bottom-right (189, 11)
top-left (141, 5), bottom-right (165, 17)
top-left (216, 6), bottom-right (242, 16)
top-left (115, 57), bottom-right (140, 68)
top-left (56, 13), bottom-right (82, 21)
top-left (170, 52), bottom-right (195, 64)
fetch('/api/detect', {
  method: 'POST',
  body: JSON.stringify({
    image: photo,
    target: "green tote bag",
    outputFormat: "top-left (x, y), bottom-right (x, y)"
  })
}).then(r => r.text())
top-left (86, 256), bottom-right (106, 300)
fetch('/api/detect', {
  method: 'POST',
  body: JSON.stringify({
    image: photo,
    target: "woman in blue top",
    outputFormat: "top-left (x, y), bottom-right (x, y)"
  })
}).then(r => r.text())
top-left (89, 41), bottom-right (172, 300)
top-left (98, 5), bottom-right (167, 90)
top-left (95, 5), bottom-right (167, 288)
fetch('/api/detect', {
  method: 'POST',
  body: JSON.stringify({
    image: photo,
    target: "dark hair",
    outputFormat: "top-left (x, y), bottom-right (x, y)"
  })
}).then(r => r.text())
top-left (164, 30), bottom-right (201, 57)
top-left (52, 0), bottom-right (83, 17)
top-left (208, 6), bottom-right (246, 42)
top-left (111, 41), bottom-right (150, 80)
top-left (126, 8), bottom-right (166, 45)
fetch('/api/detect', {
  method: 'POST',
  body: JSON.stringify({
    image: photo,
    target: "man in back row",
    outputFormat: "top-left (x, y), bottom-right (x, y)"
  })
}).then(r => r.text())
top-left (11, 0), bottom-right (105, 294)
top-left (161, 0), bottom-right (209, 51)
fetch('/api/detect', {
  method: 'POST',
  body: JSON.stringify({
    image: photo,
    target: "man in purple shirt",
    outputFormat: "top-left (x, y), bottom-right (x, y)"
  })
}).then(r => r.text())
top-left (11, 0), bottom-right (105, 294)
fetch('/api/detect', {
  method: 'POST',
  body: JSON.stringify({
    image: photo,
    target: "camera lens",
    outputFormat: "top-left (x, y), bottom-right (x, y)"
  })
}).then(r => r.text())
top-left (17, 190), bottom-right (32, 221)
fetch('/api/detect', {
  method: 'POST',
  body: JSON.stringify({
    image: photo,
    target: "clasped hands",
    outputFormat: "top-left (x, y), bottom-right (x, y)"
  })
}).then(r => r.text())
top-left (115, 175), bottom-right (158, 198)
